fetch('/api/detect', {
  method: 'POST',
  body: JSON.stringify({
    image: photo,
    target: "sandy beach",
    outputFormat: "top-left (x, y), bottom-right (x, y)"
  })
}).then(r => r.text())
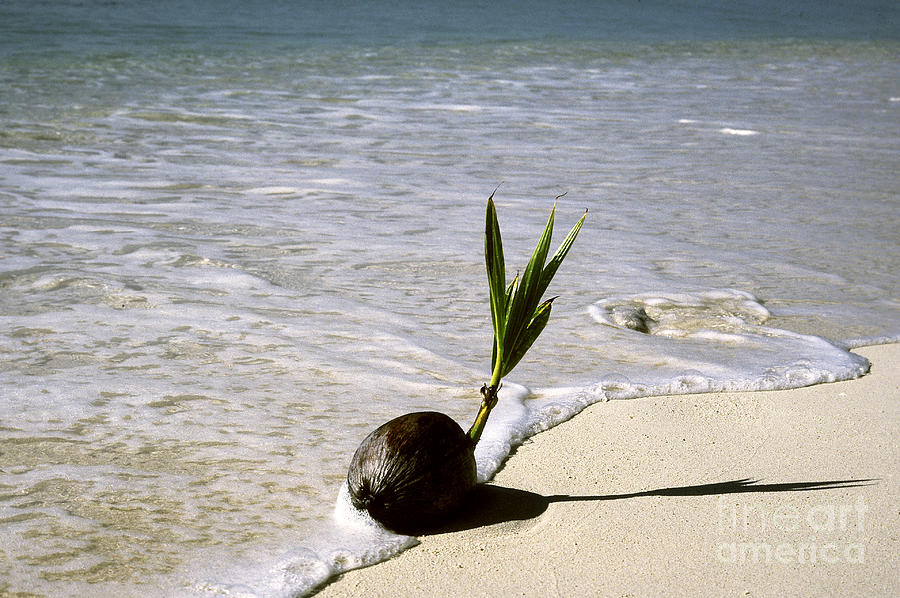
top-left (317, 343), bottom-right (899, 597)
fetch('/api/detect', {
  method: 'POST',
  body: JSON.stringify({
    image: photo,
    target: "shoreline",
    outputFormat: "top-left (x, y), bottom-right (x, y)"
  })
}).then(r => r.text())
top-left (317, 343), bottom-right (899, 597)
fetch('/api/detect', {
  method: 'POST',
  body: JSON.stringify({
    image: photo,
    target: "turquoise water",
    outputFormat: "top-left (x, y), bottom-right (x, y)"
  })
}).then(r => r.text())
top-left (1, 2), bottom-right (898, 596)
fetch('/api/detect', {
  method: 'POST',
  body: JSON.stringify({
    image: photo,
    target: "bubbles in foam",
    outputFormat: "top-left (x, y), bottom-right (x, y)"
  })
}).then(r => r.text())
top-left (192, 486), bottom-right (417, 598)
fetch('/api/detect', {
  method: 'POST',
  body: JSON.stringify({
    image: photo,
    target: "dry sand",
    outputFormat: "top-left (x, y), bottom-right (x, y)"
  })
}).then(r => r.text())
top-left (317, 344), bottom-right (899, 597)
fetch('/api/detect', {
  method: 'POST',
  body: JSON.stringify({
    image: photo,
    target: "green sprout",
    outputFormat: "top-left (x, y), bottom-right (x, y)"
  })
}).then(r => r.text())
top-left (467, 190), bottom-right (587, 445)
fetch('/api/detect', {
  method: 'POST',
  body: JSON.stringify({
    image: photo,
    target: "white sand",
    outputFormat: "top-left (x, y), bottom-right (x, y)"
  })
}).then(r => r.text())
top-left (318, 344), bottom-right (899, 597)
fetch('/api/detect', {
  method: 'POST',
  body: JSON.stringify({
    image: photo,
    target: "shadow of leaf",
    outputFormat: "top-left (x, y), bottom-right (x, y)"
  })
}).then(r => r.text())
top-left (428, 477), bottom-right (877, 534)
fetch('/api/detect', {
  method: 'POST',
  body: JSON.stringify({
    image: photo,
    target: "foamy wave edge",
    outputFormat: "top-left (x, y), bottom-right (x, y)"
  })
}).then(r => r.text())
top-left (188, 290), bottom-right (878, 597)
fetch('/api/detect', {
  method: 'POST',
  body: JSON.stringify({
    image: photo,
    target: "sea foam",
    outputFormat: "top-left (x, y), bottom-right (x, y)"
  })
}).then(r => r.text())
top-left (194, 290), bottom-right (872, 597)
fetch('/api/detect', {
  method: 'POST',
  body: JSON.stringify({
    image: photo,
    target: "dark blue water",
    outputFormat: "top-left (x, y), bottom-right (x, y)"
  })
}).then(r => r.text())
top-left (3, 0), bottom-right (898, 58)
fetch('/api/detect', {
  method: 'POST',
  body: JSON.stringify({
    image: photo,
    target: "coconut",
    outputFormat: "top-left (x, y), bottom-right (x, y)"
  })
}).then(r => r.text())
top-left (347, 411), bottom-right (476, 534)
top-left (345, 193), bottom-right (586, 534)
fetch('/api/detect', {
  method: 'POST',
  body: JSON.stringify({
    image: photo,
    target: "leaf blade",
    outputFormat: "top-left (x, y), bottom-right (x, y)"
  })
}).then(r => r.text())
top-left (502, 298), bottom-right (554, 378)
top-left (502, 203), bottom-right (555, 361)
top-left (538, 207), bottom-right (587, 299)
top-left (485, 193), bottom-right (507, 364)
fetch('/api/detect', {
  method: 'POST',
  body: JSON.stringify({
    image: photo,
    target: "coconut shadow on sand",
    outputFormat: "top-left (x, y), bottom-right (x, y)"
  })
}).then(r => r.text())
top-left (426, 478), bottom-right (878, 535)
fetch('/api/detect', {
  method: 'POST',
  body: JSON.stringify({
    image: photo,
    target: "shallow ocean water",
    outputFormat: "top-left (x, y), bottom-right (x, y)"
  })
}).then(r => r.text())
top-left (1, 1), bottom-right (898, 596)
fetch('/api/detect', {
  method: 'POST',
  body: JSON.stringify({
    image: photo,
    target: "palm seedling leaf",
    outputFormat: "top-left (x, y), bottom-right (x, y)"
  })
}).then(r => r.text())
top-left (485, 192), bottom-right (507, 369)
top-left (501, 297), bottom-right (554, 378)
top-left (485, 193), bottom-right (587, 383)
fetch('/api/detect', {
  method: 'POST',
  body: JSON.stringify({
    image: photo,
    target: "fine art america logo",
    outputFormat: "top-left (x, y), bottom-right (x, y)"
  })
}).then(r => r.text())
top-left (716, 496), bottom-right (867, 565)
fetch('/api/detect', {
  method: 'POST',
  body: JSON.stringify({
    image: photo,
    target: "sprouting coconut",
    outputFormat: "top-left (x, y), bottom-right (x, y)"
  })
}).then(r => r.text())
top-left (346, 411), bottom-right (476, 534)
top-left (347, 190), bottom-right (587, 533)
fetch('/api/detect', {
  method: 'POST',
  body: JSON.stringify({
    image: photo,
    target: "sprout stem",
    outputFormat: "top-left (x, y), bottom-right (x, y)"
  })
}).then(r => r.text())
top-left (466, 384), bottom-right (499, 446)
